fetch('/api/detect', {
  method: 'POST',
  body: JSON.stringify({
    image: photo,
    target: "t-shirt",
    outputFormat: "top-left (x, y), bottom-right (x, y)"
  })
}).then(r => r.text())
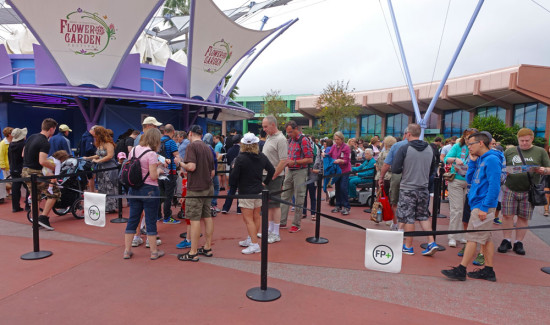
top-left (160, 135), bottom-right (178, 171)
top-left (440, 144), bottom-right (453, 157)
top-left (23, 133), bottom-right (50, 170)
top-left (184, 140), bottom-right (214, 191)
top-left (504, 145), bottom-right (550, 192)
top-left (128, 145), bottom-right (159, 186)
top-left (214, 141), bottom-right (223, 153)
top-left (384, 139), bottom-right (408, 165)
top-left (262, 131), bottom-right (287, 176)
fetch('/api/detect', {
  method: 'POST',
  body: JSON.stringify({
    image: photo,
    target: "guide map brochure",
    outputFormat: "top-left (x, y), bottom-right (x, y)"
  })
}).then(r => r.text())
top-left (506, 165), bottom-right (540, 174)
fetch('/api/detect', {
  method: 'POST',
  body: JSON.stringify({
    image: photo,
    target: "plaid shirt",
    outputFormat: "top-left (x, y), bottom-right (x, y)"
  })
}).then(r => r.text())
top-left (287, 133), bottom-right (313, 170)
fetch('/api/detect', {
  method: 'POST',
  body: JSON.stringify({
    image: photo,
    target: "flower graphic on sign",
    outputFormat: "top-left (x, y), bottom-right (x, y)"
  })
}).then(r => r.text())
top-left (61, 9), bottom-right (117, 57)
top-left (203, 39), bottom-right (232, 74)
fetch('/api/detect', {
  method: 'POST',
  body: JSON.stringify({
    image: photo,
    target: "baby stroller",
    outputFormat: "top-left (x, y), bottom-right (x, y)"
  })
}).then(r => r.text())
top-left (26, 157), bottom-right (90, 223)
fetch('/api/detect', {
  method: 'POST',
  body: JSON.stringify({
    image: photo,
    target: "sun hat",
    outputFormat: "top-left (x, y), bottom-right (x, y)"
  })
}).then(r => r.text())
top-left (241, 132), bottom-right (259, 145)
top-left (11, 128), bottom-right (27, 142)
top-left (142, 116), bottom-right (162, 126)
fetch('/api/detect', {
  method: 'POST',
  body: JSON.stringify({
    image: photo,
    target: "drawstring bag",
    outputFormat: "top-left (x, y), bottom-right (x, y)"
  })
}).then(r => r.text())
top-left (379, 185), bottom-right (394, 221)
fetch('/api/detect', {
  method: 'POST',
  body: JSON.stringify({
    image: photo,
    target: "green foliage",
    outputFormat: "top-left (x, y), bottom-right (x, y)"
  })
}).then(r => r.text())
top-left (261, 90), bottom-right (289, 129)
top-left (224, 75), bottom-right (239, 100)
top-left (533, 136), bottom-right (547, 148)
top-left (316, 80), bottom-right (361, 134)
top-left (163, 0), bottom-right (190, 22)
top-left (302, 127), bottom-right (325, 138)
top-left (470, 115), bottom-right (520, 146)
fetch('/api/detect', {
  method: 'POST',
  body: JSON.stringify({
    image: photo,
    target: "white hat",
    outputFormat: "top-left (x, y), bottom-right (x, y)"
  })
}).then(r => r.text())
top-left (241, 132), bottom-right (259, 145)
top-left (59, 124), bottom-right (72, 132)
top-left (11, 128), bottom-right (27, 142)
top-left (142, 116), bottom-right (162, 126)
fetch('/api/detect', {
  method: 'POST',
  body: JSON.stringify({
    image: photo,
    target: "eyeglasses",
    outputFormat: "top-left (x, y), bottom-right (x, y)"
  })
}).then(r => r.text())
top-left (467, 141), bottom-right (480, 147)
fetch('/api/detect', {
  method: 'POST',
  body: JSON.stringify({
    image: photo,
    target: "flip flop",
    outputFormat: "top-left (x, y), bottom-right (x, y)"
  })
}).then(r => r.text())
top-left (177, 251), bottom-right (199, 262)
top-left (197, 246), bottom-right (213, 257)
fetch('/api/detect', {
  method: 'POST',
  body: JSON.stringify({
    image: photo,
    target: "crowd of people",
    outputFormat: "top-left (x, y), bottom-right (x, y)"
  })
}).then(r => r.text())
top-left (1, 116), bottom-right (549, 275)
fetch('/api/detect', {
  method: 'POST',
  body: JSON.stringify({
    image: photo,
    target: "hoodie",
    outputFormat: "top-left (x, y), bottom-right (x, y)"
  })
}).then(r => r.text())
top-left (392, 139), bottom-right (436, 191)
top-left (229, 151), bottom-right (275, 195)
top-left (466, 149), bottom-right (504, 212)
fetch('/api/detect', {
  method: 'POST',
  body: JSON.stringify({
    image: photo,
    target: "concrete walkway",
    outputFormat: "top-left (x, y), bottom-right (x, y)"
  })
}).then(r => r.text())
top-left (1, 193), bottom-right (549, 324)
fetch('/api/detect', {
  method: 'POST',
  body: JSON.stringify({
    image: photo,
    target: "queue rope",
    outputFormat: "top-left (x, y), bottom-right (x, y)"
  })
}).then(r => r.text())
top-left (0, 165), bottom-right (120, 184)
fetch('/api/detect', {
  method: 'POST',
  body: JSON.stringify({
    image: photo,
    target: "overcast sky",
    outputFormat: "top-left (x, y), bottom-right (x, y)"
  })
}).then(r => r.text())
top-left (214, 0), bottom-right (550, 97)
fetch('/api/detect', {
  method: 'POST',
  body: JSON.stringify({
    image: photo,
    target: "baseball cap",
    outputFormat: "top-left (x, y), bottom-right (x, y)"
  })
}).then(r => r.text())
top-left (117, 152), bottom-right (127, 160)
top-left (142, 116), bottom-right (162, 126)
top-left (59, 124), bottom-right (72, 132)
top-left (241, 132), bottom-right (259, 144)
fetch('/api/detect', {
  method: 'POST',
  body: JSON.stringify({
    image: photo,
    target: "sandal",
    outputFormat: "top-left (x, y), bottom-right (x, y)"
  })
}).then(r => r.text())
top-left (545, 210), bottom-right (549, 217)
top-left (123, 251), bottom-right (133, 259)
top-left (150, 250), bottom-right (165, 260)
top-left (197, 246), bottom-right (213, 257)
top-left (177, 251), bottom-right (199, 262)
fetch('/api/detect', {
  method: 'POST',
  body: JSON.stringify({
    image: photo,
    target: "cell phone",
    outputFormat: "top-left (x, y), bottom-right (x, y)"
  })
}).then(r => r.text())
top-left (158, 155), bottom-right (166, 164)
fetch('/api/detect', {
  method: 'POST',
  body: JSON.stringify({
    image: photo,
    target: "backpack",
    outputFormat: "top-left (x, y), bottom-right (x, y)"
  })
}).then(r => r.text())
top-left (114, 137), bottom-right (128, 157)
top-left (159, 138), bottom-right (169, 158)
top-left (119, 147), bottom-right (152, 189)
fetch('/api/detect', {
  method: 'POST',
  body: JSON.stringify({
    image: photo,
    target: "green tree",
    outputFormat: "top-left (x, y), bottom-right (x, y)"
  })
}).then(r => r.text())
top-left (162, 0), bottom-right (190, 53)
top-left (470, 115), bottom-right (520, 146)
top-left (224, 74), bottom-right (239, 100)
top-left (261, 89), bottom-right (289, 129)
top-left (316, 80), bottom-right (360, 134)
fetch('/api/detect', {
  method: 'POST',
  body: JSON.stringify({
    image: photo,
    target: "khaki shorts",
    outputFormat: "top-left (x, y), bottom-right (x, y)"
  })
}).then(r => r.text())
top-left (239, 198), bottom-right (262, 209)
top-left (465, 208), bottom-right (495, 244)
top-left (185, 186), bottom-right (214, 221)
top-left (22, 167), bottom-right (61, 201)
top-left (265, 175), bottom-right (284, 208)
top-left (389, 173), bottom-right (402, 205)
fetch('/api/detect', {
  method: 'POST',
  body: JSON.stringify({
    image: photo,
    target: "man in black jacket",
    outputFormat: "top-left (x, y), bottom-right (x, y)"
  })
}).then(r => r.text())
top-left (8, 128), bottom-right (30, 212)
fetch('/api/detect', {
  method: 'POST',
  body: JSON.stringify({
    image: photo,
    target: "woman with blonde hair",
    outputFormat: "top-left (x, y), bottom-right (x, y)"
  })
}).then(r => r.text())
top-left (85, 125), bottom-right (118, 212)
top-left (123, 128), bottom-right (164, 260)
top-left (230, 133), bottom-right (274, 254)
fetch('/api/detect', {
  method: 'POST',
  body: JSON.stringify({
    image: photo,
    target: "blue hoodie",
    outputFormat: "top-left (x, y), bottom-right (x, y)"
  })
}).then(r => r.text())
top-left (466, 149), bottom-right (504, 212)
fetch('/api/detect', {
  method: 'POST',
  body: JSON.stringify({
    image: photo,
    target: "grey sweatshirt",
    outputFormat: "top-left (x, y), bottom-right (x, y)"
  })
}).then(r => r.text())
top-left (391, 140), bottom-right (437, 191)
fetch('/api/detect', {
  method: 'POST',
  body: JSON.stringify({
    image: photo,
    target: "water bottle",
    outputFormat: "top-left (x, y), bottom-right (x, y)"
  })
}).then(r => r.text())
top-left (376, 209), bottom-right (383, 223)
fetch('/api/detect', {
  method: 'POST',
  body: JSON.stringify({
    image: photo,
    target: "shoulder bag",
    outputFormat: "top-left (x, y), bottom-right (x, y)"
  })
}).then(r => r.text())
top-left (516, 146), bottom-right (548, 206)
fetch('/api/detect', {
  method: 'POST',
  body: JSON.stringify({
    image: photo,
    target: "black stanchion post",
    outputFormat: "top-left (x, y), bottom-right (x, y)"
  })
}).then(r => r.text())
top-left (21, 174), bottom-right (53, 260)
top-left (436, 164), bottom-right (447, 218)
top-left (421, 172), bottom-right (446, 251)
top-left (306, 174), bottom-right (328, 244)
top-left (247, 189), bottom-right (281, 302)
top-left (111, 177), bottom-right (128, 223)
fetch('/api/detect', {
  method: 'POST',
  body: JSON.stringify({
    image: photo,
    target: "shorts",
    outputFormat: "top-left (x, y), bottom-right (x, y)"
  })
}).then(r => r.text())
top-left (397, 189), bottom-right (430, 224)
top-left (185, 186), bottom-right (214, 221)
top-left (501, 186), bottom-right (533, 220)
top-left (22, 167), bottom-right (61, 201)
top-left (389, 173), bottom-right (402, 205)
top-left (465, 208), bottom-right (495, 244)
top-left (265, 175), bottom-right (283, 208)
top-left (239, 197), bottom-right (262, 209)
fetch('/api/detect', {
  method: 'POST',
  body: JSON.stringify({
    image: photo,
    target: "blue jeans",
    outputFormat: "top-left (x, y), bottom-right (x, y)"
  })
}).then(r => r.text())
top-left (125, 184), bottom-right (160, 236)
top-left (335, 174), bottom-right (350, 209)
top-left (211, 175), bottom-right (220, 206)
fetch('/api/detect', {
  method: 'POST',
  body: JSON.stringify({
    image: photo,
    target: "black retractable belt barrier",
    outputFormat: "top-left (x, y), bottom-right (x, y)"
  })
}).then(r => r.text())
top-left (420, 172), bottom-right (446, 251)
top-left (21, 174), bottom-right (53, 260)
top-left (247, 189), bottom-right (281, 302)
top-left (437, 164), bottom-right (448, 218)
top-left (306, 174), bottom-right (328, 244)
top-left (111, 170), bottom-right (128, 223)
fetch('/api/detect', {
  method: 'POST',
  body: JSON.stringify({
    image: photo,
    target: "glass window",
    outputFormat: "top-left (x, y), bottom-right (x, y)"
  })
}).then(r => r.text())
top-left (360, 115), bottom-right (382, 137)
top-left (535, 104), bottom-right (547, 137)
top-left (476, 106), bottom-right (506, 122)
top-left (514, 104), bottom-right (524, 127)
top-left (246, 101), bottom-right (263, 113)
top-left (514, 102), bottom-right (547, 138)
top-left (443, 109), bottom-right (469, 138)
top-left (385, 113), bottom-right (409, 138)
top-left (289, 100), bottom-right (295, 113)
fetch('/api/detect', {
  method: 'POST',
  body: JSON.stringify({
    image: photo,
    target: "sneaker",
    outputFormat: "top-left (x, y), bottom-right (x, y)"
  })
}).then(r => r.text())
top-left (242, 243), bottom-right (261, 254)
top-left (290, 207), bottom-right (295, 212)
top-left (457, 246), bottom-right (465, 257)
top-left (140, 227), bottom-right (147, 235)
top-left (448, 239), bottom-right (457, 247)
top-left (385, 220), bottom-right (393, 226)
top-left (467, 267), bottom-right (496, 282)
top-left (390, 223), bottom-right (399, 231)
top-left (473, 253), bottom-right (485, 266)
top-left (513, 241), bottom-right (525, 255)
top-left (441, 265), bottom-right (466, 281)
top-left (131, 237), bottom-right (144, 247)
top-left (146, 238), bottom-right (162, 248)
top-left (280, 223), bottom-right (287, 229)
top-left (331, 207), bottom-right (341, 213)
top-left (493, 217), bottom-right (502, 225)
top-left (402, 245), bottom-right (414, 255)
top-left (257, 233), bottom-right (261, 238)
top-left (459, 239), bottom-right (468, 244)
top-left (341, 208), bottom-right (349, 216)
top-left (422, 242), bottom-right (439, 256)
top-left (236, 210), bottom-right (242, 215)
top-left (211, 206), bottom-right (221, 213)
top-left (221, 210), bottom-right (228, 214)
top-left (37, 215), bottom-right (54, 231)
top-left (268, 233), bottom-right (281, 244)
top-left (163, 217), bottom-right (181, 224)
top-left (498, 239), bottom-right (512, 253)
top-left (239, 237), bottom-right (252, 247)
top-left (176, 239), bottom-right (191, 249)
top-left (288, 226), bottom-right (301, 233)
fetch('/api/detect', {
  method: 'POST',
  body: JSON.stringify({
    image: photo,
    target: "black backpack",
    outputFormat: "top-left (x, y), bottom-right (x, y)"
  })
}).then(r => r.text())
top-left (119, 147), bottom-right (152, 188)
top-left (114, 137), bottom-right (128, 157)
